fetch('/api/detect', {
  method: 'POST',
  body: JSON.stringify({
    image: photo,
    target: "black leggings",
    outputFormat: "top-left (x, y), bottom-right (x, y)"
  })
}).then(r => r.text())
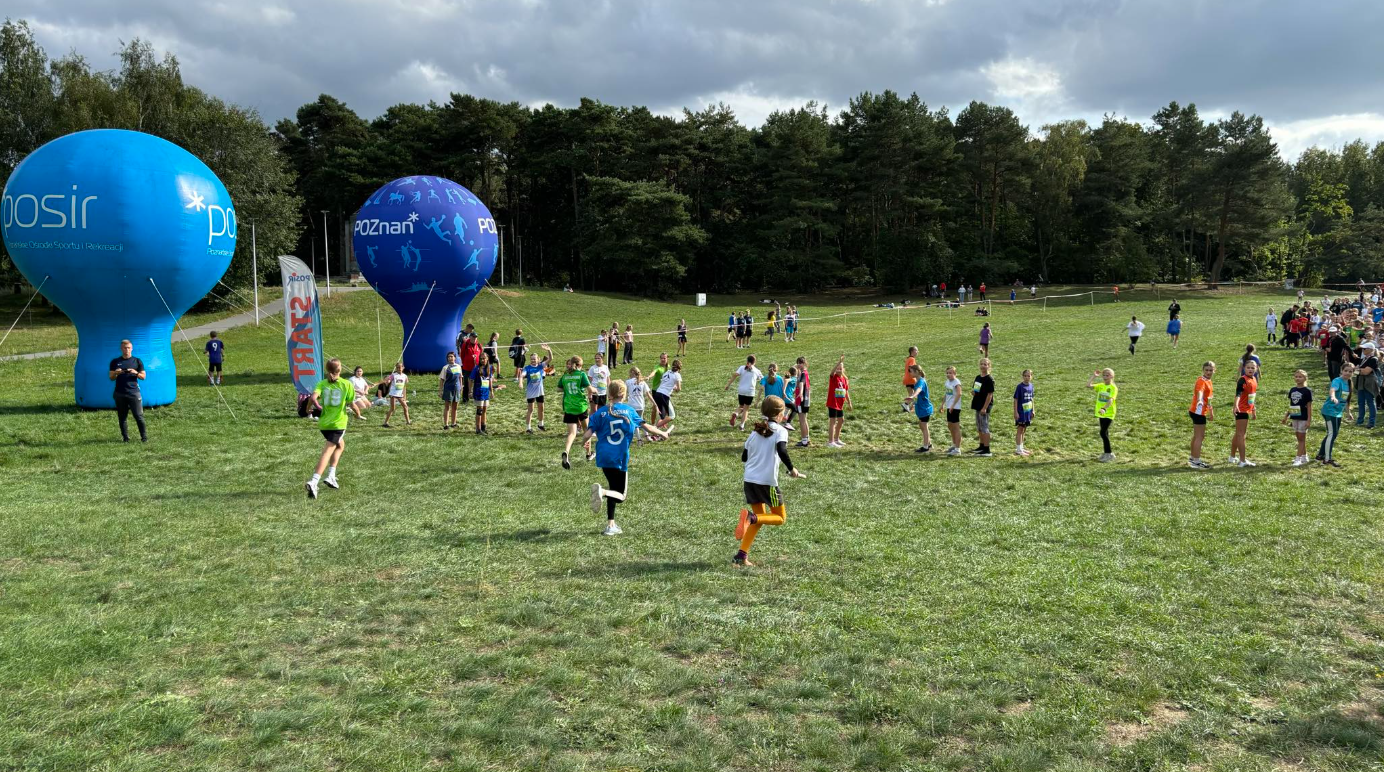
top-left (1099, 417), bottom-right (1112, 454)
top-left (623, 343), bottom-right (633, 363)
top-left (602, 467), bottom-right (627, 519)
top-left (115, 393), bottom-right (146, 441)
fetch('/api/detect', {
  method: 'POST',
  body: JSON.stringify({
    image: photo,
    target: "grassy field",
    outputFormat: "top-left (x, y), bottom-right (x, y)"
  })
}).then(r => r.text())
top-left (3, 284), bottom-right (1384, 772)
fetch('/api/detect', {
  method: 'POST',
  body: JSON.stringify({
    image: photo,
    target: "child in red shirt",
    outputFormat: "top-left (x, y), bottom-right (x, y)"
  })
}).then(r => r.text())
top-left (826, 355), bottom-right (852, 448)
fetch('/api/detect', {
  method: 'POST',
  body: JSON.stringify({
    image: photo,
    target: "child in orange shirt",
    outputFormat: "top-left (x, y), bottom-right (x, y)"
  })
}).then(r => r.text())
top-left (1230, 360), bottom-right (1258, 467)
top-left (1188, 362), bottom-right (1215, 468)
top-left (901, 346), bottom-right (918, 412)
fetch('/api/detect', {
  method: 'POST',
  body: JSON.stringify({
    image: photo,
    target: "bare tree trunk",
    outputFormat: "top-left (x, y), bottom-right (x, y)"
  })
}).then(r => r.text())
top-left (1210, 189), bottom-right (1231, 285)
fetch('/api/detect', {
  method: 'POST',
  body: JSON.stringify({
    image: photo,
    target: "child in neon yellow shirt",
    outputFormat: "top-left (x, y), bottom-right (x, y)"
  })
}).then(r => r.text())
top-left (1088, 368), bottom-right (1118, 462)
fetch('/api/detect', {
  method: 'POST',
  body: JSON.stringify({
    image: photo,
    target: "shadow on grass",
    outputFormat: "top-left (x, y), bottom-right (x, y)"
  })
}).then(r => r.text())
top-left (433, 528), bottom-right (581, 548)
top-left (0, 403), bottom-right (79, 416)
top-left (542, 560), bottom-right (717, 579)
top-left (1249, 708), bottom-right (1384, 758)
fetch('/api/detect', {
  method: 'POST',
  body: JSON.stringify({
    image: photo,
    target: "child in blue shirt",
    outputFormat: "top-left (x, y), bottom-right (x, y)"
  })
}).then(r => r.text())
top-left (204, 331), bottom-right (224, 385)
top-left (580, 380), bottom-right (669, 535)
top-left (907, 364), bottom-right (934, 452)
top-left (760, 363), bottom-right (787, 402)
top-left (1318, 363), bottom-right (1354, 467)
top-left (1014, 369), bottom-right (1035, 456)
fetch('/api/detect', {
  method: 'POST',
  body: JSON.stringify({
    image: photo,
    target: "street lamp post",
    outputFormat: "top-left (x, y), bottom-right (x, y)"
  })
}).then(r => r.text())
top-left (498, 223), bottom-right (506, 287)
top-left (251, 220), bottom-right (259, 326)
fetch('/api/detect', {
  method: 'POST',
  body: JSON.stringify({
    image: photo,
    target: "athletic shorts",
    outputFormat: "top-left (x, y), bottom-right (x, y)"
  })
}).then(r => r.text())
top-left (947, 409), bottom-right (961, 424)
top-left (743, 482), bottom-right (783, 508)
top-left (320, 429), bottom-right (345, 445)
top-left (738, 394), bottom-right (754, 407)
top-left (1235, 412), bottom-right (1250, 421)
top-left (563, 411), bottom-right (584, 424)
top-left (904, 384), bottom-right (917, 393)
top-left (441, 386), bottom-right (460, 402)
top-left (1015, 420), bottom-right (1030, 427)
top-left (593, 395), bottom-right (607, 408)
top-left (208, 362), bottom-right (222, 373)
top-left (1291, 418), bottom-right (1309, 433)
top-left (652, 391), bottom-right (672, 418)
top-left (975, 410), bottom-right (990, 434)
top-left (1188, 411), bottom-right (1207, 425)
top-left (917, 414), bottom-right (932, 424)
top-left (828, 407), bottom-right (844, 418)
top-left (796, 404), bottom-right (809, 414)
top-left (527, 395), bottom-right (544, 404)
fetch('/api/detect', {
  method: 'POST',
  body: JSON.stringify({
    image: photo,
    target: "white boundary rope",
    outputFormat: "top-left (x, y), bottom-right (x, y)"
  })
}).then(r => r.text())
top-left (149, 277), bottom-right (238, 421)
top-left (395, 281), bottom-right (437, 364)
top-left (0, 275), bottom-right (50, 351)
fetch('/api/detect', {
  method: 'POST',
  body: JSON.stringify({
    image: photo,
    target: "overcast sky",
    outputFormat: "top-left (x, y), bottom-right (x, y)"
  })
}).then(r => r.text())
top-left (11, 0), bottom-right (1384, 160)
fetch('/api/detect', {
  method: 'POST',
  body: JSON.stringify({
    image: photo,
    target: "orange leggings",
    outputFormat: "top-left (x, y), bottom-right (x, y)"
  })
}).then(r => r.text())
top-left (738, 502), bottom-right (787, 554)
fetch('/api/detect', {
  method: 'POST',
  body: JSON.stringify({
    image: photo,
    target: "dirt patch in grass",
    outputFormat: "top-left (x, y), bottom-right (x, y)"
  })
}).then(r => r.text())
top-left (1105, 702), bottom-right (1189, 747)
top-left (1000, 700), bottom-right (1034, 715)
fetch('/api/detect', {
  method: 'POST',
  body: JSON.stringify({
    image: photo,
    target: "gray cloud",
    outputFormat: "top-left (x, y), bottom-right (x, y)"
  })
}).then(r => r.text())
top-left (10, 0), bottom-right (1384, 158)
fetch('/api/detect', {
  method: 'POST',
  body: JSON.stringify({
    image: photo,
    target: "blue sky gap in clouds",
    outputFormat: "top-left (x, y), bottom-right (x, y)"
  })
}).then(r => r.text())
top-left (11, 0), bottom-right (1384, 159)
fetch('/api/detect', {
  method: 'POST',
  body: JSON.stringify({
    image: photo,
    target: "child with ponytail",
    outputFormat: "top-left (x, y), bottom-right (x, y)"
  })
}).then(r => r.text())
top-left (733, 396), bottom-right (807, 566)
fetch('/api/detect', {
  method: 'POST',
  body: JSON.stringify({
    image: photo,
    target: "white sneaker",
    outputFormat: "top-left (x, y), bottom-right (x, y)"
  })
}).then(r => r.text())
top-left (1239, 459), bottom-right (1256, 468)
top-left (1229, 456), bottom-right (1240, 466)
top-left (1097, 453), bottom-right (1112, 462)
top-left (323, 476), bottom-right (339, 489)
top-left (1291, 456), bottom-right (1307, 467)
top-left (590, 483), bottom-right (604, 515)
top-left (901, 401), bottom-right (910, 412)
top-left (602, 522), bottom-right (622, 536)
top-left (947, 447), bottom-right (961, 456)
top-left (305, 480), bottom-right (318, 499)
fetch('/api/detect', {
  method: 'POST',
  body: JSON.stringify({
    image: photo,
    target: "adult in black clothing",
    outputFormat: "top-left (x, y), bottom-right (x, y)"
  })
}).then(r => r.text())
top-left (108, 339), bottom-right (147, 442)
top-left (509, 329), bottom-right (527, 381)
top-left (1167, 300), bottom-right (1181, 321)
top-left (1280, 307), bottom-right (1296, 347)
top-left (1327, 326), bottom-right (1350, 380)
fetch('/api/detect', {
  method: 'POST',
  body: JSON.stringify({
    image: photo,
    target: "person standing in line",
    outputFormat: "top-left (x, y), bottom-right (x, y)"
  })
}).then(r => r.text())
top-left (943, 365), bottom-right (964, 456)
top-left (438, 351), bottom-right (463, 429)
top-left (902, 346), bottom-right (919, 412)
top-left (382, 361), bottom-right (411, 427)
top-left (459, 331), bottom-right (482, 405)
top-left (908, 364), bottom-right (934, 453)
top-left (1088, 368), bottom-right (1118, 461)
top-left (205, 331), bottom-right (224, 385)
top-left (509, 329), bottom-right (527, 383)
top-left (1229, 360), bottom-right (1259, 467)
top-left (522, 345), bottom-right (554, 433)
top-left (727, 312), bottom-right (736, 344)
top-left (1126, 316), bottom-right (1145, 355)
top-left (1319, 363), bottom-right (1354, 467)
top-left (677, 319), bottom-right (688, 356)
top-left (623, 324), bottom-right (635, 364)
top-left (825, 356), bottom-right (852, 448)
top-left (969, 358), bottom-right (995, 456)
top-left (1266, 308), bottom-right (1278, 343)
top-left (109, 339), bottom-right (147, 443)
top-left (792, 355), bottom-right (811, 447)
top-left (1013, 369), bottom-right (1035, 457)
top-left (1188, 361), bottom-right (1215, 468)
top-left (979, 282), bottom-right (987, 301)
top-left (1283, 369), bottom-right (1313, 466)
top-left (1355, 340), bottom-right (1378, 428)
top-left (305, 358), bottom-right (360, 499)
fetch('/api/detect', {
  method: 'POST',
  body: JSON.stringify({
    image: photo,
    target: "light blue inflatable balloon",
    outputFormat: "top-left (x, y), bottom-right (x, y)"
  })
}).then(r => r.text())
top-left (353, 176), bottom-right (498, 371)
top-left (1, 130), bottom-right (236, 408)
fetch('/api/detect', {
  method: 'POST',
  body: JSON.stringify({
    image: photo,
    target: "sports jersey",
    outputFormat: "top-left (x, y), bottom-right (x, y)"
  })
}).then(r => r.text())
top-left (388, 372), bottom-right (408, 397)
top-left (1322, 377), bottom-right (1350, 418)
top-left (205, 339), bottom-right (224, 363)
top-left (473, 368), bottom-right (494, 401)
top-left (783, 377), bottom-right (798, 406)
top-left (744, 422), bottom-right (789, 486)
top-left (1190, 377), bottom-right (1213, 418)
top-left (913, 379), bottom-right (934, 419)
top-left (979, 327), bottom-right (991, 344)
top-left (1234, 375), bottom-right (1258, 415)
top-left (1287, 386), bottom-right (1312, 420)
top-left (794, 368), bottom-right (811, 407)
top-left (558, 370), bottom-right (590, 414)
top-left (656, 370), bottom-right (681, 396)
top-left (441, 363), bottom-right (463, 389)
top-left (587, 365), bottom-right (610, 396)
top-left (1093, 382), bottom-right (1118, 419)
top-left (1127, 320), bottom-right (1145, 337)
top-left (826, 373), bottom-right (848, 410)
top-left (903, 356), bottom-right (917, 386)
top-left (761, 375), bottom-right (787, 400)
top-left (943, 377), bottom-right (964, 410)
top-left (1014, 382), bottom-right (1035, 423)
top-left (735, 365), bottom-right (762, 396)
top-left (970, 374), bottom-right (994, 411)
top-left (624, 378), bottom-right (650, 412)
top-left (589, 403), bottom-right (643, 471)
top-left (1167, 318), bottom-right (1182, 335)
top-left (650, 365), bottom-right (666, 393)
top-left (315, 378), bottom-right (356, 430)
top-left (523, 364), bottom-right (547, 399)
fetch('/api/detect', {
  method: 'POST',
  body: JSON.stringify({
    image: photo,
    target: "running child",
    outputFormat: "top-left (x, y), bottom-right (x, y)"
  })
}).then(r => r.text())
top-left (1283, 369), bottom-right (1312, 466)
top-left (1230, 360), bottom-right (1258, 467)
top-left (1167, 314), bottom-right (1182, 348)
top-left (382, 362), bottom-right (411, 427)
top-left (725, 355), bottom-right (762, 430)
top-left (1319, 363), bottom-right (1353, 467)
top-left (732, 396), bottom-right (807, 567)
top-left (624, 366), bottom-right (653, 441)
top-left (826, 355), bottom-right (852, 448)
top-left (559, 356), bottom-right (593, 469)
top-left (305, 358), bottom-right (361, 499)
top-left (978, 324), bottom-right (992, 357)
top-left (908, 364), bottom-right (934, 452)
top-left (649, 352), bottom-right (670, 425)
top-left (587, 353), bottom-right (611, 412)
top-left (653, 358), bottom-right (682, 433)
top-left (1127, 316), bottom-right (1145, 354)
top-left (522, 345), bottom-right (554, 433)
top-left (902, 346), bottom-right (919, 412)
top-left (1013, 369), bottom-right (1034, 456)
top-left (581, 379), bottom-right (670, 536)
top-left (1188, 361), bottom-right (1214, 468)
top-left (943, 365), bottom-right (964, 456)
top-left (970, 358), bottom-right (995, 456)
top-left (439, 351), bottom-right (463, 429)
top-left (1088, 368), bottom-right (1118, 461)
top-left (205, 330), bottom-right (224, 385)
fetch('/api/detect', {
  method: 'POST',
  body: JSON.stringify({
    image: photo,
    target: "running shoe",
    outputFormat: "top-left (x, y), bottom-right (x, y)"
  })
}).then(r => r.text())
top-left (1324, 459), bottom-right (1342, 467)
top-left (1239, 459), bottom-right (1256, 468)
top-left (916, 446), bottom-right (931, 453)
top-left (586, 449), bottom-right (596, 462)
top-left (305, 480), bottom-right (318, 499)
top-left (796, 438), bottom-right (810, 447)
top-left (1291, 456), bottom-right (1307, 467)
top-left (590, 484), bottom-right (603, 514)
top-left (946, 447), bottom-right (961, 456)
top-left (978, 449), bottom-right (993, 457)
top-left (561, 452), bottom-right (570, 470)
top-left (602, 522), bottom-right (623, 536)
top-left (323, 476), bottom-right (339, 489)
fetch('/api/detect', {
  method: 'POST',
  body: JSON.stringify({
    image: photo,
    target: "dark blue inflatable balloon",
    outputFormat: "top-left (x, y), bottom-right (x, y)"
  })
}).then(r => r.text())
top-left (352, 176), bottom-right (498, 371)
top-left (1, 130), bottom-right (235, 408)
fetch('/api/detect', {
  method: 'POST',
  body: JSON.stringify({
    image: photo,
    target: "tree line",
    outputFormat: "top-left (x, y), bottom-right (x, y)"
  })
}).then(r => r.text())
top-left (3, 19), bottom-right (1384, 298)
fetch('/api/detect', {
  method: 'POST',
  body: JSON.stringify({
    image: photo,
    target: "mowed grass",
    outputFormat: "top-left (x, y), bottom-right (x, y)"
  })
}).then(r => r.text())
top-left (3, 285), bottom-right (1384, 772)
